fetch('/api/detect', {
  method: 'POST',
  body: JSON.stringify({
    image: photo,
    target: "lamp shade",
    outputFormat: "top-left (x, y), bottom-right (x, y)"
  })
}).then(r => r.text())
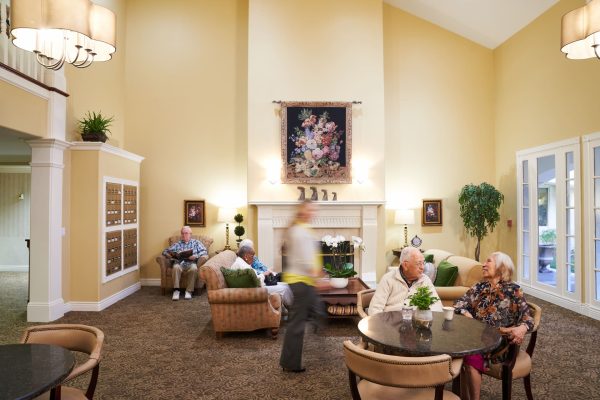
top-left (217, 208), bottom-right (236, 223)
top-left (561, 0), bottom-right (600, 59)
top-left (394, 209), bottom-right (415, 225)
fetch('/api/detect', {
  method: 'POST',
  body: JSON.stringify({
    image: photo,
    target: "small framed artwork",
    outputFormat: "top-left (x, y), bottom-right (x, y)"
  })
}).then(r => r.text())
top-left (184, 200), bottom-right (205, 227)
top-left (422, 199), bottom-right (442, 226)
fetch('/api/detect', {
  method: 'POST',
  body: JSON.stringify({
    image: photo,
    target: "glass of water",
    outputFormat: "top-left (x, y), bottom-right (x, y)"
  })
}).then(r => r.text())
top-left (401, 305), bottom-right (413, 320)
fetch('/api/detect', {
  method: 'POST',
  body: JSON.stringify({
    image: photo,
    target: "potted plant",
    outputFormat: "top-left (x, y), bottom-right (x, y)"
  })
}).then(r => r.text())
top-left (538, 228), bottom-right (556, 272)
top-left (321, 235), bottom-right (364, 288)
top-left (408, 286), bottom-right (440, 329)
top-left (458, 182), bottom-right (504, 261)
top-left (233, 213), bottom-right (245, 246)
top-left (78, 111), bottom-right (114, 143)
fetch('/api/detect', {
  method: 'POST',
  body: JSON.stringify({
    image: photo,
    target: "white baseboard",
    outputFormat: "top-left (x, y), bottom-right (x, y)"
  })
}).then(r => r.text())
top-left (67, 282), bottom-right (141, 312)
top-left (140, 278), bottom-right (160, 286)
top-left (521, 284), bottom-right (600, 322)
top-left (0, 265), bottom-right (28, 272)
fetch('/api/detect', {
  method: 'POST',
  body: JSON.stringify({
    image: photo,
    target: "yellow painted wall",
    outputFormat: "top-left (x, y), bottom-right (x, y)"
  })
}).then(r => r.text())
top-left (0, 80), bottom-right (47, 137)
top-left (65, 0), bottom-right (127, 147)
top-left (494, 0), bottom-right (600, 266)
top-left (123, 0), bottom-right (249, 281)
top-left (383, 5), bottom-right (496, 267)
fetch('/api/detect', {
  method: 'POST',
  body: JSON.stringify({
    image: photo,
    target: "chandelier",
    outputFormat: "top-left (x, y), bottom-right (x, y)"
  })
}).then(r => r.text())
top-left (10, 0), bottom-right (116, 70)
top-left (561, 0), bottom-right (600, 59)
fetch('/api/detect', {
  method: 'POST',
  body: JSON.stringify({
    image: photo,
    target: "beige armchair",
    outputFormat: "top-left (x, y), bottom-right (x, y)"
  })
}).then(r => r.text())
top-left (156, 234), bottom-right (213, 295)
top-left (343, 340), bottom-right (461, 400)
top-left (21, 324), bottom-right (104, 400)
top-left (199, 250), bottom-right (282, 338)
top-left (357, 288), bottom-right (376, 319)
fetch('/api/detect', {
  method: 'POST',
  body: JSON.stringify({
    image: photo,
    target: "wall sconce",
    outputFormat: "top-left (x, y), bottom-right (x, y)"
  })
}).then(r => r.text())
top-left (11, 0), bottom-right (116, 70)
top-left (217, 207), bottom-right (236, 250)
top-left (266, 159), bottom-right (281, 184)
top-left (353, 160), bottom-right (368, 184)
top-left (395, 209), bottom-right (415, 248)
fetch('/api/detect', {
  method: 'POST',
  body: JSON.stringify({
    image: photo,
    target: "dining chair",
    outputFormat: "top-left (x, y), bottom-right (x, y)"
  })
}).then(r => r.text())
top-left (21, 324), bottom-right (105, 400)
top-left (343, 340), bottom-right (462, 400)
top-left (356, 288), bottom-right (376, 319)
top-left (483, 302), bottom-right (542, 400)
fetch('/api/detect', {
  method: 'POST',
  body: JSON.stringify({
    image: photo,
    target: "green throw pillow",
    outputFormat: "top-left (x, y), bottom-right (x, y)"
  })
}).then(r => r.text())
top-left (433, 260), bottom-right (458, 287)
top-left (220, 267), bottom-right (261, 288)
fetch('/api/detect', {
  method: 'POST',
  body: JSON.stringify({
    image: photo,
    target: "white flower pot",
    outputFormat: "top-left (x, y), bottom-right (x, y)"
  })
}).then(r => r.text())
top-left (330, 277), bottom-right (349, 289)
top-left (414, 309), bottom-right (433, 329)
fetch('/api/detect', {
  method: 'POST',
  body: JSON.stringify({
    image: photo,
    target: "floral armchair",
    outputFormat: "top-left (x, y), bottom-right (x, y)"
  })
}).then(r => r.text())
top-left (155, 234), bottom-right (213, 295)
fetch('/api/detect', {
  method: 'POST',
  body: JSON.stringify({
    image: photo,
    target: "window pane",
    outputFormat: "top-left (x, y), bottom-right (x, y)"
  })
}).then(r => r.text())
top-left (567, 236), bottom-right (575, 265)
top-left (596, 178), bottom-right (600, 208)
top-left (595, 147), bottom-right (600, 176)
top-left (596, 240), bottom-right (600, 269)
top-left (568, 266), bottom-right (575, 293)
top-left (596, 271), bottom-right (600, 301)
top-left (523, 184), bottom-right (529, 207)
top-left (523, 234), bottom-right (530, 255)
top-left (566, 151), bottom-right (574, 177)
top-left (522, 256), bottom-right (530, 280)
top-left (523, 160), bottom-right (528, 183)
top-left (522, 208), bottom-right (529, 231)
top-left (567, 235), bottom-right (575, 293)
top-left (566, 180), bottom-right (574, 207)
top-left (567, 208), bottom-right (575, 236)
top-left (596, 209), bottom-right (600, 238)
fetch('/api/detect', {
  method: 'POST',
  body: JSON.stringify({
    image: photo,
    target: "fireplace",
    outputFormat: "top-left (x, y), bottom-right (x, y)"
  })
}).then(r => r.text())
top-left (250, 201), bottom-right (383, 285)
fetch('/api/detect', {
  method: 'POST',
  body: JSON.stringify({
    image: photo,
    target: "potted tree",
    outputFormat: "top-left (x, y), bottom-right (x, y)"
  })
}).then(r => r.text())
top-left (408, 286), bottom-right (439, 329)
top-left (78, 111), bottom-right (114, 143)
top-left (233, 213), bottom-right (245, 247)
top-left (458, 182), bottom-right (504, 261)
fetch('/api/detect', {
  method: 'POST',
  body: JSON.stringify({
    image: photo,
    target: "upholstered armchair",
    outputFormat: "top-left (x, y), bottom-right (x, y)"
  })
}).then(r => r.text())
top-left (199, 250), bottom-right (282, 338)
top-left (156, 234), bottom-right (213, 295)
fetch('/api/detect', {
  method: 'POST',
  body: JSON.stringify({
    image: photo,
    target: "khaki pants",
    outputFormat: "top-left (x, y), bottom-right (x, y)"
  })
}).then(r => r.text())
top-left (172, 263), bottom-right (198, 293)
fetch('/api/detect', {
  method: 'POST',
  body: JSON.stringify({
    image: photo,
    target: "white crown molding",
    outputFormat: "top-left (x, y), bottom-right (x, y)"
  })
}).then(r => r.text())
top-left (249, 200), bottom-right (385, 206)
top-left (70, 142), bottom-right (145, 164)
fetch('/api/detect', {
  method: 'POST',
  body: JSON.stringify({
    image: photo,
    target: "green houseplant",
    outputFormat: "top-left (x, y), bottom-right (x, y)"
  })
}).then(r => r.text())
top-left (409, 286), bottom-right (439, 329)
top-left (458, 182), bottom-right (504, 261)
top-left (233, 213), bottom-right (245, 246)
top-left (78, 111), bottom-right (114, 143)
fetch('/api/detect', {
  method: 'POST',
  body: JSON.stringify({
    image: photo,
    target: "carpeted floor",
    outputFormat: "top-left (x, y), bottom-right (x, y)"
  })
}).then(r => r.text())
top-left (1, 271), bottom-right (600, 399)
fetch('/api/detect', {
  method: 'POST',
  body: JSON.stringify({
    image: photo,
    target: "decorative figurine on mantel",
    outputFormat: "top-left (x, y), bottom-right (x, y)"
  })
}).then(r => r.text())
top-left (310, 186), bottom-right (318, 201)
top-left (321, 189), bottom-right (328, 201)
top-left (297, 186), bottom-right (305, 201)
top-left (332, 192), bottom-right (337, 201)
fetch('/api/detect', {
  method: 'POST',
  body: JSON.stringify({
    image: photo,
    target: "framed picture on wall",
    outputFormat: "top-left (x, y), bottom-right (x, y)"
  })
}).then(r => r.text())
top-left (184, 200), bottom-right (205, 227)
top-left (422, 199), bottom-right (442, 226)
top-left (280, 101), bottom-right (352, 184)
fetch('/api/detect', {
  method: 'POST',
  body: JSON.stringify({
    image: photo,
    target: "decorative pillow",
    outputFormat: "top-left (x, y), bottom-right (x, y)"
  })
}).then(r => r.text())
top-left (220, 267), bottom-right (261, 288)
top-left (433, 260), bottom-right (458, 287)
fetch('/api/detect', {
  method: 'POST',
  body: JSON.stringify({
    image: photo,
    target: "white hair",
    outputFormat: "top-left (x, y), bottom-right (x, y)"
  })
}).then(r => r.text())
top-left (399, 246), bottom-right (420, 264)
top-left (239, 239), bottom-right (254, 249)
top-left (490, 251), bottom-right (514, 281)
top-left (181, 226), bottom-right (192, 234)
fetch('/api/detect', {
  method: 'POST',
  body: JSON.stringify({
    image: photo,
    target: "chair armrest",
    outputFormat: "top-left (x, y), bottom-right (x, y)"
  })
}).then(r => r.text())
top-left (268, 292), bottom-right (282, 310)
top-left (64, 358), bottom-right (99, 383)
top-left (197, 254), bottom-right (209, 267)
top-left (156, 255), bottom-right (173, 270)
top-left (207, 288), bottom-right (269, 304)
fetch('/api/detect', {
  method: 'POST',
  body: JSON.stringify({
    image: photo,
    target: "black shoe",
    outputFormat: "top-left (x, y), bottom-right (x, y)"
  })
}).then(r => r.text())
top-left (282, 367), bottom-right (306, 373)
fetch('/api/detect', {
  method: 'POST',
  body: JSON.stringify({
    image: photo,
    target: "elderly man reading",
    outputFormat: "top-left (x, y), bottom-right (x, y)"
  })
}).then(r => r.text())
top-left (369, 247), bottom-right (442, 315)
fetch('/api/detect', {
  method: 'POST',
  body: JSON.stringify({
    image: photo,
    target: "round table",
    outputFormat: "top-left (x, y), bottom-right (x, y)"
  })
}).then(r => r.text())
top-left (358, 311), bottom-right (503, 357)
top-left (0, 343), bottom-right (75, 400)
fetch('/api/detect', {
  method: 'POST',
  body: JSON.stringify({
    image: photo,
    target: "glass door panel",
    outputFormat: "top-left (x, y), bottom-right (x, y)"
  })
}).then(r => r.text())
top-left (566, 152), bottom-right (576, 293)
top-left (537, 155), bottom-right (556, 287)
top-left (522, 160), bottom-right (530, 280)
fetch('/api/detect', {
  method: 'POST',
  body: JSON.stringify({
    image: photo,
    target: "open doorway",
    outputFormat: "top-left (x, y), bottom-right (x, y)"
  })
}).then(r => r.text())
top-left (0, 128), bottom-right (32, 324)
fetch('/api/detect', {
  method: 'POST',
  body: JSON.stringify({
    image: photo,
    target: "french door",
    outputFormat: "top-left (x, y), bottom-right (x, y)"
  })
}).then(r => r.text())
top-left (517, 138), bottom-right (581, 305)
top-left (583, 133), bottom-right (600, 316)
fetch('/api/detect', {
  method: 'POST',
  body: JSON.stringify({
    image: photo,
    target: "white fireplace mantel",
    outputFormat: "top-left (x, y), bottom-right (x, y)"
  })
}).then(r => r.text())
top-left (249, 201), bottom-right (384, 285)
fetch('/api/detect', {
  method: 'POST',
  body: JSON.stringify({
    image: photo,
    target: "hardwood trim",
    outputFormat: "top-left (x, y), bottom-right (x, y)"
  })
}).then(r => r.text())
top-left (0, 62), bottom-right (69, 97)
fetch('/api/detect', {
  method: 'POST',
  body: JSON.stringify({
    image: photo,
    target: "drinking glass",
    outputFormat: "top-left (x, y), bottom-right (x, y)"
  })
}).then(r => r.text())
top-left (401, 305), bottom-right (413, 320)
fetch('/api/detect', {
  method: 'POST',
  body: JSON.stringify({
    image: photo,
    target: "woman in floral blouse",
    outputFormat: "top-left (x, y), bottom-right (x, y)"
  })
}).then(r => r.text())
top-left (454, 251), bottom-right (534, 400)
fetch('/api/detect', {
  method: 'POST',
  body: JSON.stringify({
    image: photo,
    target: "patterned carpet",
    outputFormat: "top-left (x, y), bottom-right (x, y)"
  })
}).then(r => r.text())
top-left (1, 271), bottom-right (600, 399)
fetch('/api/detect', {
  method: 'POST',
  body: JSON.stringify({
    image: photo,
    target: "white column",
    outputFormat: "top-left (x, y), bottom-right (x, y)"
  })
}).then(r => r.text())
top-left (27, 139), bottom-right (70, 322)
top-left (257, 205), bottom-right (275, 269)
top-left (361, 205), bottom-right (378, 286)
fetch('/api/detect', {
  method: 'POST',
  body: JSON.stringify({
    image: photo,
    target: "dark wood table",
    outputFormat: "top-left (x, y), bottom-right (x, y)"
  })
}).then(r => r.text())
top-left (358, 311), bottom-right (503, 357)
top-left (319, 277), bottom-right (370, 318)
top-left (0, 343), bottom-right (75, 400)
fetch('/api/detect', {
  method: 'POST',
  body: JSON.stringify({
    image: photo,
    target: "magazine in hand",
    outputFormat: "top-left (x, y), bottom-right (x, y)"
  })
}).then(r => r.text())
top-left (170, 249), bottom-right (193, 260)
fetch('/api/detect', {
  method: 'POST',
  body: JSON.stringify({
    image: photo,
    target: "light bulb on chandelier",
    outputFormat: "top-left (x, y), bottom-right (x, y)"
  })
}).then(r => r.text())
top-left (11, 0), bottom-right (116, 70)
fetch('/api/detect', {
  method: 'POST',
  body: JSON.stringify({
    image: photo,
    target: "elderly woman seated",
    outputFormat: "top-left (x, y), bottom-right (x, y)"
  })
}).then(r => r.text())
top-left (231, 244), bottom-right (293, 310)
top-left (453, 251), bottom-right (534, 400)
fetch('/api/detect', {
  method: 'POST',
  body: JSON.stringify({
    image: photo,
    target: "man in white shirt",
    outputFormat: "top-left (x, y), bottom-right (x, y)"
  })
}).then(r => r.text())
top-left (369, 246), bottom-right (442, 315)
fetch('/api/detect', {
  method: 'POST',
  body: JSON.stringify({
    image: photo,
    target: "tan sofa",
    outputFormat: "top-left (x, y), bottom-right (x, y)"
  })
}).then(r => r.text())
top-left (423, 249), bottom-right (483, 306)
top-left (199, 250), bottom-right (282, 338)
top-left (155, 234), bottom-right (213, 295)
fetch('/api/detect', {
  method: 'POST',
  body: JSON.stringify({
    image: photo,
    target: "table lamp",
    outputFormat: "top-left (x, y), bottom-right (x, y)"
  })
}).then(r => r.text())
top-left (218, 207), bottom-right (236, 250)
top-left (395, 209), bottom-right (415, 249)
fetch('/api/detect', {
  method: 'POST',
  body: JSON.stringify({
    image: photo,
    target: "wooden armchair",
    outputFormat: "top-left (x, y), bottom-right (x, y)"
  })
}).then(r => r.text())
top-left (484, 302), bottom-right (542, 400)
top-left (155, 234), bottom-right (213, 295)
top-left (21, 324), bottom-right (104, 400)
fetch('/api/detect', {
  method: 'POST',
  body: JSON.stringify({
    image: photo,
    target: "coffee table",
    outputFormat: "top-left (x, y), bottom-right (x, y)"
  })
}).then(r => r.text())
top-left (319, 278), bottom-right (370, 318)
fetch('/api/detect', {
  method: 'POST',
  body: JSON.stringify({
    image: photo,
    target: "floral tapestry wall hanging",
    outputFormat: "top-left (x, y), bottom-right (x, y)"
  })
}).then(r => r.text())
top-left (281, 101), bottom-right (352, 184)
